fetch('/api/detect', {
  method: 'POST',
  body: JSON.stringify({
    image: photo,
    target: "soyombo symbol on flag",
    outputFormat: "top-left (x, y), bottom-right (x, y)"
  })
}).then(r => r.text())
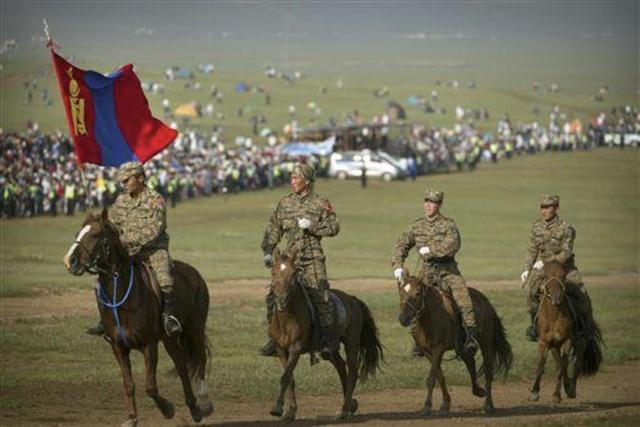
top-left (51, 50), bottom-right (177, 166)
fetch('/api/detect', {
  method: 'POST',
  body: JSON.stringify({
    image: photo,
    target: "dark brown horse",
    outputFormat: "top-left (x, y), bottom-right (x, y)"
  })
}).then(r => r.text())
top-left (398, 269), bottom-right (513, 415)
top-left (63, 210), bottom-right (213, 426)
top-left (530, 261), bottom-right (603, 403)
top-left (268, 248), bottom-right (383, 420)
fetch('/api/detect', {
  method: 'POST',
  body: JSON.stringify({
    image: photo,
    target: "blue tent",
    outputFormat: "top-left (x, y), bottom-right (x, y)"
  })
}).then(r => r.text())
top-left (280, 136), bottom-right (335, 157)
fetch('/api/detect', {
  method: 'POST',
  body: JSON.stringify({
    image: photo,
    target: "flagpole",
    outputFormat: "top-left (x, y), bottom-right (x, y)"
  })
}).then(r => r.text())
top-left (43, 20), bottom-right (94, 210)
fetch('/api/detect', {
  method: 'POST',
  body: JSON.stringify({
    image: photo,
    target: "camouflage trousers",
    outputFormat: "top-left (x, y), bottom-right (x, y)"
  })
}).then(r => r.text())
top-left (146, 249), bottom-right (174, 294)
top-left (527, 267), bottom-right (592, 318)
top-left (266, 256), bottom-right (333, 328)
top-left (421, 264), bottom-right (477, 329)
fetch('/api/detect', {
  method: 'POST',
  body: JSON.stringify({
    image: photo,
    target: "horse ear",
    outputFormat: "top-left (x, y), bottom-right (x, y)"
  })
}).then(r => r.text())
top-left (289, 245), bottom-right (299, 263)
top-left (101, 208), bottom-right (109, 222)
top-left (402, 267), bottom-right (410, 283)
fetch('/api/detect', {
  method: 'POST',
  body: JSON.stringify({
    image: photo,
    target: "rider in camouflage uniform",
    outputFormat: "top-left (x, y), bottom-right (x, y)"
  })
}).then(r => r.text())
top-left (259, 164), bottom-right (340, 357)
top-left (392, 189), bottom-right (479, 356)
top-left (88, 161), bottom-right (181, 336)
top-left (520, 193), bottom-right (595, 341)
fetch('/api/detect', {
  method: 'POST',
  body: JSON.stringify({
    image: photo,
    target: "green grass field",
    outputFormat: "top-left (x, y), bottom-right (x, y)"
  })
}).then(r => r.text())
top-left (0, 149), bottom-right (638, 409)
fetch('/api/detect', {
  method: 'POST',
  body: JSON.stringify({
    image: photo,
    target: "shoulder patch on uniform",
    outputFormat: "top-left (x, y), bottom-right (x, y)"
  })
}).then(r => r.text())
top-left (154, 197), bottom-right (166, 210)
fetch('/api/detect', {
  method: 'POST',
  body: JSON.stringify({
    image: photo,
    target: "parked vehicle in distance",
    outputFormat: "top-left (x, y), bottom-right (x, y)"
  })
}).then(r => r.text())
top-left (329, 149), bottom-right (407, 181)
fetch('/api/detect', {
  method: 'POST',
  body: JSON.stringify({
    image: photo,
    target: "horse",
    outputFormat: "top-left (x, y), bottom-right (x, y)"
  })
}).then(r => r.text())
top-left (63, 209), bottom-right (213, 427)
top-left (529, 261), bottom-right (603, 403)
top-left (268, 248), bottom-right (384, 420)
top-left (397, 268), bottom-right (513, 415)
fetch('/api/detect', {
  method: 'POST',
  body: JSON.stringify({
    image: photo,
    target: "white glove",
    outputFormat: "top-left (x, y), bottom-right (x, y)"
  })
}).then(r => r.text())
top-left (263, 254), bottom-right (273, 268)
top-left (419, 246), bottom-right (430, 256)
top-left (298, 217), bottom-right (311, 230)
top-left (393, 268), bottom-right (404, 282)
top-left (533, 260), bottom-right (544, 270)
top-left (520, 270), bottom-right (529, 284)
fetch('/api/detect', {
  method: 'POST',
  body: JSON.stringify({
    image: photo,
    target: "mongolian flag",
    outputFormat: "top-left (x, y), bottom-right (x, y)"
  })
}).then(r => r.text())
top-left (50, 49), bottom-right (177, 167)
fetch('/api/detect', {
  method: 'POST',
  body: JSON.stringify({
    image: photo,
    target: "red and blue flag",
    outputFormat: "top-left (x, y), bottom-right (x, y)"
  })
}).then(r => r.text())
top-left (50, 49), bottom-right (177, 167)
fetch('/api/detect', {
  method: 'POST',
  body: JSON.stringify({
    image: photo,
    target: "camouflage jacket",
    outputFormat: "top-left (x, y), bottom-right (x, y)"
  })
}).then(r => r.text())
top-left (524, 215), bottom-right (575, 271)
top-left (110, 185), bottom-right (169, 256)
top-left (392, 213), bottom-right (461, 269)
top-left (261, 190), bottom-right (340, 260)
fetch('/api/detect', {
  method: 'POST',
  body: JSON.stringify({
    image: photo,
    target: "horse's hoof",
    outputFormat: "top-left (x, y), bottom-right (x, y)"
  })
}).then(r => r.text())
top-left (483, 404), bottom-right (495, 415)
top-left (349, 398), bottom-right (359, 414)
top-left (199, 401), bottom-right (214, 418)
top-left (529, 392), bottom-right (540, 402)
top-left (421, 407), bottom-right (432, 417)
top-left (160, 401), bottom-right (175, 419)
top-left (283, 410), bottom-right (296, 421)
top-left (552, 395), bottom-right (561, 404)
top-left (270, 405), bottom-right (283, 417)
top-left (566, 391), bottom-right (577, 399)
top-left (121, 418), bottom-right (137, 427)
top-left (438, 403), bottom-right (450, 415)
top-left (335, 410), bottom-right (348, 420)
top-left (473, 386), bottom-right (487, 398)
top-left (189, 405), bottom-right (203, 423)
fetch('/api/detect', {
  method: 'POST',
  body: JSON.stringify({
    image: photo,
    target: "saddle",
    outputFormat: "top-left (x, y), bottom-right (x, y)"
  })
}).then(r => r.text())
top-left (296, 282), bottom-right (347, 359)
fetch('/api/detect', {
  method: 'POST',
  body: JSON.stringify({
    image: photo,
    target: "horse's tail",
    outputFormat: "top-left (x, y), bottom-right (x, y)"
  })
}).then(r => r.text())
top-left (479, 301), bottom-right (513, 377)
top-left (354, 296), bottom-right (384, 381)
top-left (580, 320), bottom-right (604, 377)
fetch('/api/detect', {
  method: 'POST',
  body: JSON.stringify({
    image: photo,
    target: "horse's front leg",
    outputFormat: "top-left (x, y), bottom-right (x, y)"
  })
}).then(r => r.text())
top-left (530, 341), bottom-right (548, 401)
top-left (551, 347), bottom-right (564, 403)
top-left (143, 343), bottom-right (175, 419)
top-left (422, 348), bottom-right (446, 416)
top-left (162, 339), bottom-right (201, 422)
top-left (110, 343), bottom-right (137, 426)
top-left (271, 344), bottom-right (301, 420)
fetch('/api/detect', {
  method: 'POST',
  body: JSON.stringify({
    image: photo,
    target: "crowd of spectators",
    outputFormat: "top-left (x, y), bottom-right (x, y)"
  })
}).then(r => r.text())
top-left (1, 104), bottom-right (637, 219)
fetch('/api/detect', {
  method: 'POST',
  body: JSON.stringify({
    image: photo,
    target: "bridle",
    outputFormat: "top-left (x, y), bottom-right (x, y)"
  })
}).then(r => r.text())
top-left (273, 266), bottom-right (301, 311)
top-left (76, 223), bottom-right (113, 275)
top-left (402, 281), bottom-right (427, 322)
top-left (541, 275), bottom-right (565, 305)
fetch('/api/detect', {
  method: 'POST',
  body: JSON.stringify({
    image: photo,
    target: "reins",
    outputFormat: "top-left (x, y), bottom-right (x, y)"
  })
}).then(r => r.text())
top-left (96, 263), bottom-right (135, 347)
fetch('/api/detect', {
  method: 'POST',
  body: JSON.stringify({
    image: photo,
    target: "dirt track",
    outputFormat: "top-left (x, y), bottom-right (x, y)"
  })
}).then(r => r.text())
top-left (1, 274), bottom-right (638, 426)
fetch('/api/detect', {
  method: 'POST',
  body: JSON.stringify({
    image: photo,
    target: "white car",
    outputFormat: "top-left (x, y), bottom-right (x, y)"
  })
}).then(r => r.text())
top-left (329, 150), bottom-right (406, 181)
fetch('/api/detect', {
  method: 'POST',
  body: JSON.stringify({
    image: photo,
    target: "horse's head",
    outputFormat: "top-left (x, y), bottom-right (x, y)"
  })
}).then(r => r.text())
top-left (271, 247), bottom-right (299, 311)
top-left (397, 268), bottom-right (425, 327)
top-left (543, 261), bottom-right (567, 306)
top-left (63, 208), bottom-right (121, 275)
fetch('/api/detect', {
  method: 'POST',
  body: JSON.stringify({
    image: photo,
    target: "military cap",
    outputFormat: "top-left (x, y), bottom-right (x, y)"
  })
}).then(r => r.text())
top-left (424, 188), bottom-right (444, 203)
top-left (540, 193), bottom-right (560, 207)
top-left (117, 161), bottom-right (144, 182)
top-left (292, 164), bottom-right (316, 182)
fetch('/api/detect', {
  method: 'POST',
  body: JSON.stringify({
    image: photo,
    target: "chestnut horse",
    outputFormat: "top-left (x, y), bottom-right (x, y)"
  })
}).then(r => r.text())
top-left (398, 269), bottom-right (513, 415)
top-left (64, 210), bottom-right (213, 426)
top-left (268, 248), bottom-right (383, 420)
top-left (530, 261), bottom-right (603, 403)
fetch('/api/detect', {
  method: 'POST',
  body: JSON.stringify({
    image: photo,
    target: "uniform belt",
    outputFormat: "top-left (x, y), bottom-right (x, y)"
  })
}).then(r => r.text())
top-left (426, 256), bottom-right (455, 264)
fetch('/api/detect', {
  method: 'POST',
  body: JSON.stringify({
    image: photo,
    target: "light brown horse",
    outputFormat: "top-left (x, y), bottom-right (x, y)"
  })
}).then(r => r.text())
top-left (268, 248), bottom-right (383, 420)
top-left (530, 261), bottom-right (602, 403)
top-left (398, 269), bottom-right (513, 415)
top-left (64, 210), bottom-right (213, 426)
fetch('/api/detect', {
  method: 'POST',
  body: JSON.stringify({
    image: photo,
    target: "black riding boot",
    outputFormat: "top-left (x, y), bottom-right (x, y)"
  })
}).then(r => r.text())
top-left (162, 292), bottom-right (182, 336)
top-left (86, 319), bottom-right (106, 336)
top-left (464, 326), bottom-right (479, 356)
top-left (259, 292), bottom-right (277, 357)
top-left (526, 311), bottom-right (538, 341)
top-left (320, 325), bottom-right (338, 357)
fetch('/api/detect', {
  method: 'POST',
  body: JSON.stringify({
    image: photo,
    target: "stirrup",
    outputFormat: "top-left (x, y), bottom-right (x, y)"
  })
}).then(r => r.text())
top-left (412, 343), bottom-right (425, 357)
top-left (163, 315), bottom-right (182, 336)
top-left (525, 325), bottom-right (538, 342)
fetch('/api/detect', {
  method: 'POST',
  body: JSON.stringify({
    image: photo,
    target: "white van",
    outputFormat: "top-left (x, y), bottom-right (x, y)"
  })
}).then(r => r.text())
top-left (329, 150), bottom-right (406, 181)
